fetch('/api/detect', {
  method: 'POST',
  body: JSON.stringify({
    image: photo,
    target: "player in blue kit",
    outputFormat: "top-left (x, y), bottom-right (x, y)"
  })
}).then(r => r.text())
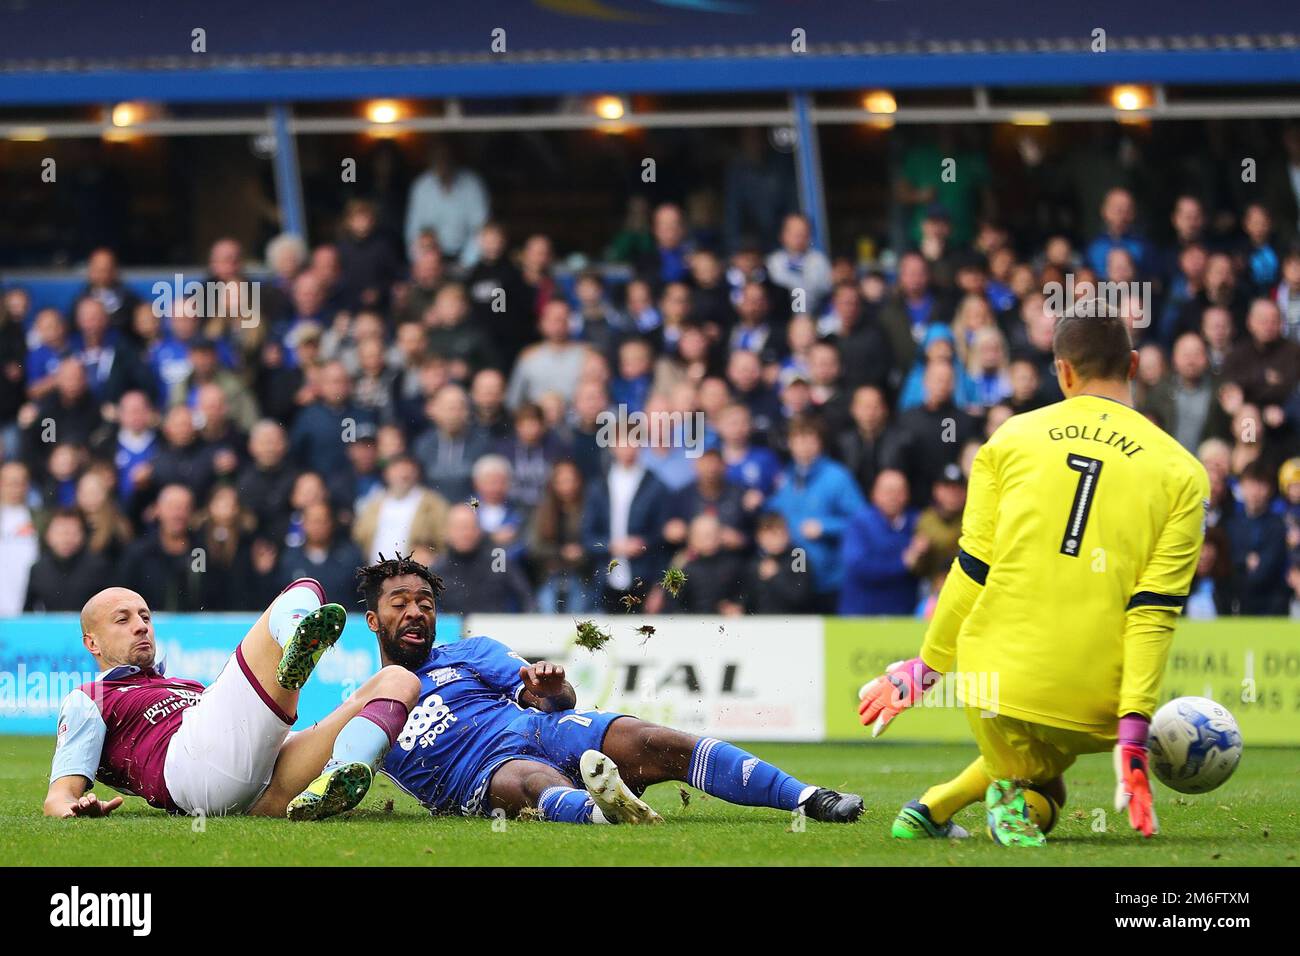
top-left (360, 554), bottom-right (863, 824)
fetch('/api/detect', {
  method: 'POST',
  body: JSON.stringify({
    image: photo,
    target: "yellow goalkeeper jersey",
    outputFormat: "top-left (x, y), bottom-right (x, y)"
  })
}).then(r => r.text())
top-left (920, 394), bottom-right (1210, 733)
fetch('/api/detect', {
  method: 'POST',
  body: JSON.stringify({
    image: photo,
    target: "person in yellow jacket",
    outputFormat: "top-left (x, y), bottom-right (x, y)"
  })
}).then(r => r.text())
top-left (858, 305), bottom-right (1210, 846)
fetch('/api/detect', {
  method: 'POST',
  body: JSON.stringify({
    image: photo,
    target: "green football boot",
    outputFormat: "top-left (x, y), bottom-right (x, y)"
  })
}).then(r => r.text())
top-left (985, 779), bottom-right (1046, 847)
top-left (287, 761), bottom-right (373, 821)
top-left (892, 800), bottom-right (970, 839)
top-left (275, 603), bottom-right (347, 690)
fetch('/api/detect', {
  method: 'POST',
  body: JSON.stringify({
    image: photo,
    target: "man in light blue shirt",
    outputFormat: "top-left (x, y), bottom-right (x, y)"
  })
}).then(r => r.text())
top-left (404, 142), bottom-right (489, 266)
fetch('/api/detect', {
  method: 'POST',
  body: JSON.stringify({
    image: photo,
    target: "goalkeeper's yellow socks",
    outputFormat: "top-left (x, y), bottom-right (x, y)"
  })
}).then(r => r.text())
top-left (919, 757), bottom-right (990, 824)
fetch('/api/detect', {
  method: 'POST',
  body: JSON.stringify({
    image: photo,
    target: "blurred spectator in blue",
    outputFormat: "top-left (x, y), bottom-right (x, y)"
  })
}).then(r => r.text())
top-left (898, 324), bottom-right (979, 411)
top-left (528, 460), bottom-right (595, 613)
top-left (765, 415), bottom-right (867, 611)
top-left (1236, 203), bottom-right (1281, 294)
top-left (611, 338), bottom-right (654, 414)
top-left (965, 327), bottom-right (1014, 410)
top-left (716, 401), bottom-right (780, 511)
top-left (838, 468), bottom-right (920, 615)
top-left (662, 448), bottom-right (748, 555)
top-left (621, 278), bottom-right (661, 336)
top-left (638, 392), bottom-right (697, 493)
top-left (100, 390), bottom-right (158, 505)
top-left (24, 308), bottom-right (69, 400)
top-left (1223, 461), bottom-right (1290, 615)
top-left (290, 360), bottom-right (373, 478)
top-left (1085, 187), bottom-right (1151, 277)
top-left (404, 141), bottom-right (489, 266)
top-left (72, 296), bottom-right (152, 405)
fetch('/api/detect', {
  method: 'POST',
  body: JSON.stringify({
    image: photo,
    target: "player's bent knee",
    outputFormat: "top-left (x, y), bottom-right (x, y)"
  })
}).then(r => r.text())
top-left (373, 665), bottom-right (422, 705)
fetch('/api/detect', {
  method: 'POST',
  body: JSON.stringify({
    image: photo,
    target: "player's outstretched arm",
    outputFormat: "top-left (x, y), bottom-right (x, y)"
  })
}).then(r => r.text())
top-left (43, 775), bottom-right (123, 819)
top-left (519, 662), bottom-right (577, 712)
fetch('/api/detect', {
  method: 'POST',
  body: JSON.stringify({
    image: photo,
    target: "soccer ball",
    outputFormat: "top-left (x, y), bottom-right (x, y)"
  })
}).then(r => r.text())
top-left (1022, 785), bottom-right (1060, 834)
top-left (1148, 696), bottom-right (1243, 794)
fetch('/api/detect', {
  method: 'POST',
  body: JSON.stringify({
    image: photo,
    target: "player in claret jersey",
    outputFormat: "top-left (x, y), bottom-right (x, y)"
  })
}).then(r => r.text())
top-left (363, 554), bottom-right (863, 824)
top-left (857, 304), bottom-right (1210, 846)
top-left (44, 579), bottom-right (420, 821)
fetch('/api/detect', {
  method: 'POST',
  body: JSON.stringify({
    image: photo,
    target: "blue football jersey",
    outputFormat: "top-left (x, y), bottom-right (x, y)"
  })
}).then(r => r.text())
top-left (382, 636), bottom-right (532, 813)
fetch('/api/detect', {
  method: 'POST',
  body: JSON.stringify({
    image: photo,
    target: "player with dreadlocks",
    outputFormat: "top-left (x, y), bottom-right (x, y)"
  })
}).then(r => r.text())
top-left (361, 553), bottom-right (864, 824)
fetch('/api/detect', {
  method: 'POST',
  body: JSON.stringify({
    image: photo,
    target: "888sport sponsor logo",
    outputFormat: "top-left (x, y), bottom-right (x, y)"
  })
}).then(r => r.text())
top-left (398, 693), bottom-right (457, 750)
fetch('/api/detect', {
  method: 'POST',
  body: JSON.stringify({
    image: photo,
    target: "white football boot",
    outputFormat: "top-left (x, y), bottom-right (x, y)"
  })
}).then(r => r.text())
top-left (579, 749), bottom-right (663, 825)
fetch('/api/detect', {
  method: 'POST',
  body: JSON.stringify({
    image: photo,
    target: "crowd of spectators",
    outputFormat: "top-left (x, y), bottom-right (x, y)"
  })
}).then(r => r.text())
top-left (4, 137), bottom-right (1300, 619)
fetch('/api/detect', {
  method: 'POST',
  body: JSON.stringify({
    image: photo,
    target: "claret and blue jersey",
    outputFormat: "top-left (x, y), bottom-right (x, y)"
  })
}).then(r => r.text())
top-left (382, 636), bottom-right (623, 816)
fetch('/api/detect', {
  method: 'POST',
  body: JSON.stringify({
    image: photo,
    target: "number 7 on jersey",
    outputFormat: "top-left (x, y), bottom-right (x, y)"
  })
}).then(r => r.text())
top-left (1060, 454), bottom-right (1103, 557)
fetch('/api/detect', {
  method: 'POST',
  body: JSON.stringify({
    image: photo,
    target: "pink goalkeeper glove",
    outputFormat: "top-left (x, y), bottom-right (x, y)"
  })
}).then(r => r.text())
top-left (857, 657), bottom-right (938, 738)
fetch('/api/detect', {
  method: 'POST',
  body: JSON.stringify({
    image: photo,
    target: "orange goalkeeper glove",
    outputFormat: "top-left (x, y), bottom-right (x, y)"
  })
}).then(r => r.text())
top-left (857, 657), bottom-right (937, 738)
top-left (1113, 714), bottom-right (1159, 838)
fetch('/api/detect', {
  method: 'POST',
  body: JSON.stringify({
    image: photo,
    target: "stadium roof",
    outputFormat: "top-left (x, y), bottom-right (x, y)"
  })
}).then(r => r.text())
top-left (2, 0), bottom-right (1299, 104)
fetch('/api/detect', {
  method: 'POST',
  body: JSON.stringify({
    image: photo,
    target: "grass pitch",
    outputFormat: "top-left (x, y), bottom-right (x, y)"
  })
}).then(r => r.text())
top-left (1, 736), bottom-right (1295, 866)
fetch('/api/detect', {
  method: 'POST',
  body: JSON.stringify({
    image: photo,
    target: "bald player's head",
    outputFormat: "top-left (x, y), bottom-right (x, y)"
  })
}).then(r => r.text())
top-left (80, 587), bottom-right (156, 670)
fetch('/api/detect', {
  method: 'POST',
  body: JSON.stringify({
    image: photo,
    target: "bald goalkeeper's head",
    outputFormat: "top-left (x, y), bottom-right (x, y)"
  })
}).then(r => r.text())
top-left (80, 588), bottom-right (156, 671)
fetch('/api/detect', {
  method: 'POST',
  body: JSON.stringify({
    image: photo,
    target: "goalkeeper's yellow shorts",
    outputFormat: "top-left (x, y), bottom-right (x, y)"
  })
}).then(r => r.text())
top-left (965, 708), bottom-right (1114, 783)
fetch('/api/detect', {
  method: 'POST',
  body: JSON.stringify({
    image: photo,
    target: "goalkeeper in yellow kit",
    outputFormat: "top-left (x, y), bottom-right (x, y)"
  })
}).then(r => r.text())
top-left (857, 307), bottom-right (1209, 846)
